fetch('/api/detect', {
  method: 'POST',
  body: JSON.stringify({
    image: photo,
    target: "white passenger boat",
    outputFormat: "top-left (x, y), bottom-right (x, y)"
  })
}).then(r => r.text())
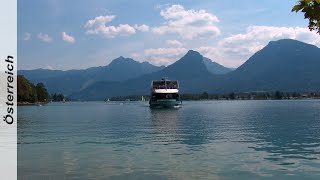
top-left (149, 78), bottom-right (182, 108)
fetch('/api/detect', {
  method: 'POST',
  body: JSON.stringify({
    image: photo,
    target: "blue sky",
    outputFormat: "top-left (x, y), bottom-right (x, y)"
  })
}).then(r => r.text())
top-left (18, 0), bottom-right (320, 70)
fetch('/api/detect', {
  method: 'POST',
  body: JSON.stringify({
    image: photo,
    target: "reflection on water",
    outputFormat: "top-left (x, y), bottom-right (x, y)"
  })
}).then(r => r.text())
top-left (150, 108), bottom-right (179, 134)
top-left (150, 109), bottom-right (180, 147)
top-left (18, 101), bottom-right (320, 179)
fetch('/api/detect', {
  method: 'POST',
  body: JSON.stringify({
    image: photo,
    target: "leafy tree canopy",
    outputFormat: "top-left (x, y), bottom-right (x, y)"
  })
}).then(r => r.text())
top-left (292, 0), bottom-right (320, 34)
top-left (18, 75), bottom-right (49, 103)
top-left (36, 83), bottom-right (49, 102)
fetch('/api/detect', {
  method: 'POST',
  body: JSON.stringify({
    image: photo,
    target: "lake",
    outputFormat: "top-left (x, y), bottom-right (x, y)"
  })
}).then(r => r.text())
top-left (18, 100), bottom-right (320, 179)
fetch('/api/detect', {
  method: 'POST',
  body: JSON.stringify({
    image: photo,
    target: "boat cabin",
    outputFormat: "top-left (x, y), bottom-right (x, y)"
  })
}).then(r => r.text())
top-left (152, 78), bottom-right (179, 90)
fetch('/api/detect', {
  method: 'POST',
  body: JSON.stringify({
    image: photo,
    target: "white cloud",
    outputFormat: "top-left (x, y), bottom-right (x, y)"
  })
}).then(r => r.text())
top-left (86, 15), bottom-right (115, 27)
top-left (220, 26), bottom-right (320, 47)
top-left (134, 24), bottom-right (150, 32)
top-left (85, 15), bottom-right (136, 38)
top-left (166, 39), bottom-right (184, 47)
top-left (130, 52), bottom-right (142, 59)
top-left (140, 26), bottom-right (320, 68)
top-left (85, 15), bottom-right (150, 38)
top-left (196, 46), bottom-right (222, 60)
top-left (153, 4), bottom-right (220, 39)
top-left (196, 45), bottom-right (257, 68)
top-left (144, 47), bottom-right (187, 65)
top-left (197, 26), bottom-right (320, 67)
top-left (23, 33), bottom-right (31, 41)
top-left (62, 32), bottom-right (75, 43)
top-left (37, 33), bottom-right (52, 42)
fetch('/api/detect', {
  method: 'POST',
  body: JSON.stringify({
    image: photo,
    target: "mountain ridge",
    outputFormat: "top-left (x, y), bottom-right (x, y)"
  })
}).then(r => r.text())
top-left (18, 56), bottom-right (164, 95)
top-left (70, 50), bottom-right (218, 100)
top-left (19, 39), bottom-right (320, 100)
top-left (216, 39), bottom-right (320, 92)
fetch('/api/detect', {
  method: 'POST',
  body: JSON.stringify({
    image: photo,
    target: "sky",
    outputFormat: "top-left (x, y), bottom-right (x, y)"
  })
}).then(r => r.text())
top-left (18, 0), bottom-right (320, 70)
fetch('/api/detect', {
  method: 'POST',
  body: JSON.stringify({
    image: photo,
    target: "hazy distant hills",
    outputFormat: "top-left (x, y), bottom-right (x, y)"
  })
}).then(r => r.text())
top-left (19, 52), bottom-right (232, 96)
top-left (19, 57), bottom-right (165, 95)
top-left (19, 39), bottom-right (320, 100)
top-left (70, 50), bottom-right (218, 100)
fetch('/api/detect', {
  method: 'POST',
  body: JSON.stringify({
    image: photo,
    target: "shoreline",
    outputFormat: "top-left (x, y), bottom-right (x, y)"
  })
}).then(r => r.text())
top-left (17, 102), bottom-right (48, 106)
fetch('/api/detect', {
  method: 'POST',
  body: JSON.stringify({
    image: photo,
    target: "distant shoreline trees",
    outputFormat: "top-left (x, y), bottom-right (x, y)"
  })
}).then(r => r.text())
top-left (182, 91), bottom-right (320, 100)
top-left (51, 93), bottom-right (65, 102)
top-left (18, 75), bottom-right (67, 104)
top-left (18, 75), bottom-right (49, 103)
top-left (107, 91), bottom-right (320, 101)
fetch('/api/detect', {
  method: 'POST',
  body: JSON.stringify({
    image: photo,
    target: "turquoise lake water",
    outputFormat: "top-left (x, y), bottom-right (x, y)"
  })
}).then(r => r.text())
top-left (18, 100), bottom-right (320, 179)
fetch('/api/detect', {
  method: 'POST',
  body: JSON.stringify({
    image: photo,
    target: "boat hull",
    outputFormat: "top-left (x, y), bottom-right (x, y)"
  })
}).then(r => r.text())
top-left (149, 99), bottom-right (182, 108)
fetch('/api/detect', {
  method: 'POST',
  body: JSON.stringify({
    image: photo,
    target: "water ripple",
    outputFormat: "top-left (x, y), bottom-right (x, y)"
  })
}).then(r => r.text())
top-left (18, 101), bottom-right (320, 179)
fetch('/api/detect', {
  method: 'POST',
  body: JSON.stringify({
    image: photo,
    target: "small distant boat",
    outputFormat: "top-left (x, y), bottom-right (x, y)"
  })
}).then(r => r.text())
top-left (141, 96), bottom-right (145, 101)
top-left (149, 78), bottom-right (182, 108)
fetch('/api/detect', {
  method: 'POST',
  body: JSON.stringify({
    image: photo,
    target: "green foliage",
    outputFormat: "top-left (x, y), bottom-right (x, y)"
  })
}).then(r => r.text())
top-left (17, 75), bottom-right (37, 102)
top-left (274, 91), bottom-right (283, 100)
top-left (36, 83), bottom-right (49, 102)
top-left (292, 0), bottom-right (320, 34)
top-left (18, 75), bottom-right (49, 103)
top-left (51, 93), bottom-right (65, 102)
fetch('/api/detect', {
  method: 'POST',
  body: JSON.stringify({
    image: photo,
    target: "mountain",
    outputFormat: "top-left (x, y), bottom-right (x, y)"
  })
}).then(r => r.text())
top-left (218, 39), bottom-right (320, 92)
top-left (70, 50), bottom-right (217, 100)
top-left (203, 57), bottom-right (233, 74)
top-left (72, 39), bottom-right (320, 100)
top-left (19, 39), bottom-right (320, 100)
top-left (18, 69), bottom-right (66, 82)
top-left (101, 56), bottom-right (164, 81)
top-left (18, 57), bottom-right (164, 95)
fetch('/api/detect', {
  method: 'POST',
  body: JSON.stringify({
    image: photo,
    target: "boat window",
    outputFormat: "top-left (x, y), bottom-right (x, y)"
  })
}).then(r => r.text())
top-left (153, 80), bottom-right (178, 89)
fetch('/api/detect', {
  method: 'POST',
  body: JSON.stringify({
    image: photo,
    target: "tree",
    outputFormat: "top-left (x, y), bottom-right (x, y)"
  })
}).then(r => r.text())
top-left (200, 92), bottom-right (209, 99)
top-left (228, 92), bottom-right (236, 100)
top-left (292, 0), bottom-right (320, 34)
top-left (51, 93), bottom-right (65, 102)
top-left (57, 94), bottom-right (65, 101)
top-left (35, 83), bottom-right (49, 102)
top-left (275, 91), bottom-right (283, 100)
top-left (17, 75), bottom-right (37, 103)
top-left (52, 93), bottom-right (57, 101)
